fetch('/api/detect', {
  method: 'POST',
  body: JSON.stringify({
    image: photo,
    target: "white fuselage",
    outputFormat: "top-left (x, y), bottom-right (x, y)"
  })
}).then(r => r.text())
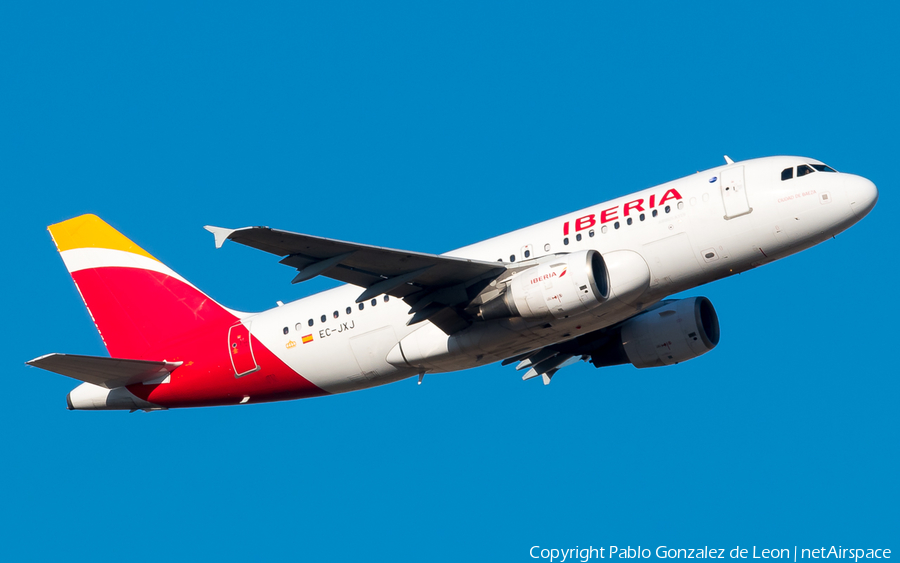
top-left (245, 156), bottom-right (876, 394)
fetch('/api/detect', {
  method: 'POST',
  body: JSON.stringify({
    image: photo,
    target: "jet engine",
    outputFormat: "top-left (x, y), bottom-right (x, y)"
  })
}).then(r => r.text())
top-left (588, 297), bottom-right (720, 368)
top-left (479, 249), bottom-right (609, 321)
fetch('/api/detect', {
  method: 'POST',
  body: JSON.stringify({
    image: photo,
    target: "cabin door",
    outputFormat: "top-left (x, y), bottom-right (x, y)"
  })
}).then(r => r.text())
top-left (720, 166), bottom-right (752, 219)
top-left (228, 322), bottom-right (260, 377)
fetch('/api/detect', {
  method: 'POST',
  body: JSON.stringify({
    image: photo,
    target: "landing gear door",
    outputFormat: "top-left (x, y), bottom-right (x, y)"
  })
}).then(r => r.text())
top-left (229, 322), bottom-right (260, 377)
top-left (720, 166), bottom-right (752, 219)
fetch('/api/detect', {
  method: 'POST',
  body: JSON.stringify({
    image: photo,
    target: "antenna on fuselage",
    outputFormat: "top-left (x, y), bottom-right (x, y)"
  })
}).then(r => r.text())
top-left (724, 155), bottom-right (734, 164)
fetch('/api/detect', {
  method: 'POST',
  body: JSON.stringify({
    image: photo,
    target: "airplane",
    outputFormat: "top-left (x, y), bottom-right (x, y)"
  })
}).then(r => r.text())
top-left (27, 155), bottom-right (878, 411)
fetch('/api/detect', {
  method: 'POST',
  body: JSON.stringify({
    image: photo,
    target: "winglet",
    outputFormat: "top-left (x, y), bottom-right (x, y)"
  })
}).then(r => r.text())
top-left (204, 225), bottom-right (236, 249)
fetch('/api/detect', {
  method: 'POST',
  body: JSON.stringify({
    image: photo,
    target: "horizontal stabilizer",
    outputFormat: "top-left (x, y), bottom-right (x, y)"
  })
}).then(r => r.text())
top-left (27, 353), bottom-right (182, 389)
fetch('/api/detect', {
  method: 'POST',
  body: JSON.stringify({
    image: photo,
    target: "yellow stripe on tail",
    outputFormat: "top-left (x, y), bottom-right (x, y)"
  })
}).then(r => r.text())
top-left (48, 214), bottom-right (159, 262)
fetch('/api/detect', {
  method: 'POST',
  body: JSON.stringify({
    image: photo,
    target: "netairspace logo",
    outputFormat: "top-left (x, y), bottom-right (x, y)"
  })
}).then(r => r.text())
top-left (529, 546), bottom-right (892, 563)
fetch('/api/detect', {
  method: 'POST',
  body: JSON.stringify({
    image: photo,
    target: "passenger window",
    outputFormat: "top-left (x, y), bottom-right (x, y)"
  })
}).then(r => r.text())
top-left (601, 225), bottom-right (608, 234)
top-left (639, 213), bottom-right (645, 221)
top-left (295, 323), bottom-right (303, 331)
top-left (509, 254), bottom-right (516, 262)
top-left (677, 201), bottom-right (684, 210)
top-left (524, 249), bottom-right (531, 258)
top-left (333, 311), bottom-right (339, 319)
top-left (320, 315), bottom-right (326, 323)
top-left (346, 306), bottom-right (352, 315)
top-left (626, 218), bottom-right (633, 225)
top-left (781, 167), bottom-right (793, 180)
top-left (371, 298), bottom-right (377, 307)
top-left (797, 164), bottom-right (814, 177)
top-left (614, 221), bottom-right (620, 229)
top-left (359, 303), bottom-right (365, 310)
top-left (652, 209), bottom-right (658, 217)
top-left (384, 295), bottom-right (389, 302)
top-left (283, 327), bottom-right (289, 335)
top-left (308, 319), bottom-right (314, 327)
top-left (563, 237), bottom-right (569, 245)
top-left (665, 205), bottom-right (671, 213)
top-left (544, 243), bottom-right (551, 251)
top-left (576, 233), bottom-right (582, 241)
top-left (589, 229), bottom-right (595, 237)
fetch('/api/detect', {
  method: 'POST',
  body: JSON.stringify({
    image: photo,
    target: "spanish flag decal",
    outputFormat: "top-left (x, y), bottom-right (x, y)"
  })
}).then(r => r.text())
top-left (301, 334), bottom-right (314, 344)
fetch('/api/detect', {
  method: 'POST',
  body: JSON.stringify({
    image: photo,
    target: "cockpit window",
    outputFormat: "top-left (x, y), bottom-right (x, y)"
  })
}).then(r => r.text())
top-left (782, 163), bottom-right (836, 181)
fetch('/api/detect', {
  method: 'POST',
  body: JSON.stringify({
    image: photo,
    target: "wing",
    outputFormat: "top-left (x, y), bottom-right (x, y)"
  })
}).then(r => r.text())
top-left (205, 225), bottom-right (507, 334)
top-left (27, 353), bottom-right (182, 389)
top-left (504, 349), bottom-right (584, 385)
top-left (502, 300), bottom-right (676, 383)
top-left (501, 321), bottom-right (631, 384)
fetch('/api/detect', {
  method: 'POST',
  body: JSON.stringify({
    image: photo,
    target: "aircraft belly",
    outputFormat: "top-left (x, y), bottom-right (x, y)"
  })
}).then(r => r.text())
top-left (335, 326), bottom-right (419, 393)
top-left (389, 307), bottom-right (648, 374)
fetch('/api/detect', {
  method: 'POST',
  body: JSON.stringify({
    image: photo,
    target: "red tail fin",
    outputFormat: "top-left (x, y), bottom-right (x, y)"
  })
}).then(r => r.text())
top-left (48, 215), bottom-right (241, 360)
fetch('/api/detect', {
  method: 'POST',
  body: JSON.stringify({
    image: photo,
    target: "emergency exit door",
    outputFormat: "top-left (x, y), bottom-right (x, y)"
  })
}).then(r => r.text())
top-left (720, 166), bottom-right (752, 219)
top-left (228, 322), bottom-right (260, 377)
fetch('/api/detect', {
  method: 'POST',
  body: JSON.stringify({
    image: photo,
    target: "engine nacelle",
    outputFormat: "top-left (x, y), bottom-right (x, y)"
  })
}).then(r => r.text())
top-left (480, 250), bottom-right (609, 320)
top-left (587, 297), bottom-right (720, 369)
top-left (619, 297), bottom-right (720, 368)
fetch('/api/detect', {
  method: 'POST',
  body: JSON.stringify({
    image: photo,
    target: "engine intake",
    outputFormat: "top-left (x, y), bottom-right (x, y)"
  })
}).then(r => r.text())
top-left (589, 297), bottom-right (720, 368)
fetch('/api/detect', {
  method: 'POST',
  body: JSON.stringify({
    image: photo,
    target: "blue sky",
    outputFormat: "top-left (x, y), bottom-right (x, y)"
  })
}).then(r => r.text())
top-left (3, 1), bottom-right (896, 560)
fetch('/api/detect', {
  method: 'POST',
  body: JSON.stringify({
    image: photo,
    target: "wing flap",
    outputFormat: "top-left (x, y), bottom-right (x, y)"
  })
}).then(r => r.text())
top-left (504, 338), bottom-right (596, 384)
top-left (27, 353), bottom-right (182, 389)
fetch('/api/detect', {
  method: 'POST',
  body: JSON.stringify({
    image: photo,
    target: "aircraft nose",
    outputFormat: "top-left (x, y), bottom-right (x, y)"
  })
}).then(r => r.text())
top-left (847, 175), bottom-right (878, 217)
